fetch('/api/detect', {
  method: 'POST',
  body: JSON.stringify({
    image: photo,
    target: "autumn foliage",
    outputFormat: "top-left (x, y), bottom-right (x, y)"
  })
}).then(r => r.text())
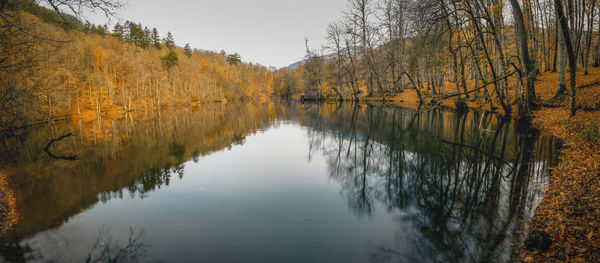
top-left (0, 5), bottom-right (274, 128)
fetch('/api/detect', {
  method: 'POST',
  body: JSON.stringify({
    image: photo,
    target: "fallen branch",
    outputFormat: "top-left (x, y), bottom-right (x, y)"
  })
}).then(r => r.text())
top-left (430, 70), bottom-right (518, 103)
top-left (577, 79), bottom-right (600, 89)
top-left (541, 103), bottom-right (563, 108)
top-left (44, 133), bottom-right (78, 160)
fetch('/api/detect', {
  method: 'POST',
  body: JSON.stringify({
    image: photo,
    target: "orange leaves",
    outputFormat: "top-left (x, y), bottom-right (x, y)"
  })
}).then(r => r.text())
top-left (93, 47), bottom-right (106, 71)
top-left (522, 95), bottom-right (600, 262)
top-left (0, 172), bottom-right (19, 236)
top-left (200, 59), bottom-right (209, 72)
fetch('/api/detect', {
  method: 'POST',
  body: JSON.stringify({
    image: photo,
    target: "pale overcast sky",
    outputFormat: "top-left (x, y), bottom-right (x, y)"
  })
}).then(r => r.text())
top-left (85, 0), bottom-right (347, 68)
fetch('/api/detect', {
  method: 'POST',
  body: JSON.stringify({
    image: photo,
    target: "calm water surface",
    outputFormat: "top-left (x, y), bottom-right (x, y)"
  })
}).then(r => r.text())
top-left (0, 102), bottom-right (559, 262)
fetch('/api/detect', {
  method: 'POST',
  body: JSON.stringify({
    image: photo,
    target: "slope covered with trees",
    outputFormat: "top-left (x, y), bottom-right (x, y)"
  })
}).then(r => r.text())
top-left (0, 0), bottom-right (274, 129)
top-left (277, 0), bottom-right (599, 118)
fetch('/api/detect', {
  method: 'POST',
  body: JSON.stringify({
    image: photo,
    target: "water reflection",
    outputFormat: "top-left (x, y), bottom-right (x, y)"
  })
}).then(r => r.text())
top-left (85, 227), bottom-right (150, 263)
top-left (0, 103), bottom-right (281, 241)
top-left (1, 226), bottom-right (152, 263)
top-left (0, 102), bottom-right (558, 262)
top-left (303, 104), bottom-right (557, 262)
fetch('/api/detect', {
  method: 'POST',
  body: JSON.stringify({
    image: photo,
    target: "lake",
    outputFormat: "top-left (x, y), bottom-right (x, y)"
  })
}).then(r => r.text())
top-left (0, 102), bottom-right (559, 262)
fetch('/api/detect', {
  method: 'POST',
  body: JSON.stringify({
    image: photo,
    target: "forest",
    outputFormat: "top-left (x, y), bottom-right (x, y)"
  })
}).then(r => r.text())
top-left (0, 0), bottom-right (275, 129)
top-left (276, 0), bottom-right (600, 118)
top-left (1, 0), bottom-right (600, 262)
top-left (1, 0), bottom-right (599, 127)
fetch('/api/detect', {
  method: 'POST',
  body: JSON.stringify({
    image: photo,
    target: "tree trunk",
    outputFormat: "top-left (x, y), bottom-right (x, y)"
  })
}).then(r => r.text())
top-left (583, 0), bottom-right (597, 74)
top-left (556, 25), bottom-right (567, 98)
top-left (595, 8), bottom-right (600, 67)
top-left (509, 0), bottom-right (537, 110)
top-left (554, 0), bottom-right (577, 116)
top-left (552, 26), bottom-right (558, 72)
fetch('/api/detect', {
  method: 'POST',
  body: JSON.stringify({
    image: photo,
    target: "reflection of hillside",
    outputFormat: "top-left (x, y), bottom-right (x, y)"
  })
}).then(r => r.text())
top-left (299, 104), bottom-right (559, 262)
top-left (0, 102), bottom-right (286, 239)
top-left (0, 102), bottom-right (559, 263)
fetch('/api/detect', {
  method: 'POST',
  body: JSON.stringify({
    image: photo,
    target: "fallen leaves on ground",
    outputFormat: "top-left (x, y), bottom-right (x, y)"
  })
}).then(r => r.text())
top-left (516, 68), bottom-right (600, 262)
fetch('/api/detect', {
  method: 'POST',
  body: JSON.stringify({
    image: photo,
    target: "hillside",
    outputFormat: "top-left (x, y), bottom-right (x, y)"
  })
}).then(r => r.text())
top-left (0, 1), bottom-right (274, 129)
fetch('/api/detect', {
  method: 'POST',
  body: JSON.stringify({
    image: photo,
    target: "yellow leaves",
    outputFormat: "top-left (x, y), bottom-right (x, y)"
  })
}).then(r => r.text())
top-left (93, 47), bottom-right (106, 71)
top-left (258, 92), bottom-right (268, 104)
top-left (200, 59), bottom-right (209, 72)
top-left (518, 69), bottom-right (600, 263)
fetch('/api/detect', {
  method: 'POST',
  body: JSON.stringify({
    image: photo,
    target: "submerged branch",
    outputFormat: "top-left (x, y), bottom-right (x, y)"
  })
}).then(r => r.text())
top-left (44, 132), bottom-right (78, 160)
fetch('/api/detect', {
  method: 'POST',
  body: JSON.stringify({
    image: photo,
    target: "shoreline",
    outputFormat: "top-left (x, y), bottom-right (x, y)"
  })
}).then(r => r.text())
top-left (348, 70), bottom-right (600, 262)
top-left (3, 76), bottom-right (599, 261)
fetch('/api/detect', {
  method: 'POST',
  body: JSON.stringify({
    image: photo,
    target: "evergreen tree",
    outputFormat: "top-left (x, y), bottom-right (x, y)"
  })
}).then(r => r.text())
top-left (83, 20), bottom-right (92, 33)
top-left (164, 32), bottom-right (175, 50)
top-left (141, 26), bottom-right (151, 48)
top-left (227, 53), bottom-right (242, 65)
top-left (151, 28), bottom-right (161, 49)
top-left (161, 51), bottom-right (179, 69)
top-left (184, 43), bottom-right (192, 57)
top-left (124, 21), bottom-right (134, 43)
top-left (112, 23), bottom-right (124, 40)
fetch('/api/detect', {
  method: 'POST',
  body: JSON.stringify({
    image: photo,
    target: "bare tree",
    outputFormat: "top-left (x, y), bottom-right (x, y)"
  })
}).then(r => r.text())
top-left (346, 0), bottom-right (385, 96)
top-left (554, 0), bottom-right (578, 116)
top-left (509, 0), bottom-right (537, 111)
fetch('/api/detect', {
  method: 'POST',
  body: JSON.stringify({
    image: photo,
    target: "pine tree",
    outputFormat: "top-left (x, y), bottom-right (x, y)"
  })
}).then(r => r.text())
top-left (84, 20), bottom-right (92, 33)
top-left (112, 23), bottom-right (124, 40)
top-left (164, 32), bottom-right (175, 50)
top-left (184, 43), bottom-right (192, 57)
top-left (151, 28), bottom-right (161, 49)
top-left (124, 21), bottom-right (135, 43)
top-left (161, 51), bottom-right (179, 69)
top-left (227, 53), bottom-right (242, 65)
top-left (141, 26), bottom-right (151, 48)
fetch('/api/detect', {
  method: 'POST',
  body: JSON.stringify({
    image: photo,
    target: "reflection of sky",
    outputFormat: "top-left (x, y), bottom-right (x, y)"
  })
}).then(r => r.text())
top-left (21, 123), bottom-right (399, 263)
top-left (17, 115), bottom-right (552, 263)
top-left (303, 120), bottom-right (550, 263)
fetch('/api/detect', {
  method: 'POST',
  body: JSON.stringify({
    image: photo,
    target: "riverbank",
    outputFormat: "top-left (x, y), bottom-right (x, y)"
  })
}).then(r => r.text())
top-left (520, 68), bottom-right (600, 262)
top-left (2, 66), bottom-right (597, 261)
top-left (354, 68), bottom-right (600, 262)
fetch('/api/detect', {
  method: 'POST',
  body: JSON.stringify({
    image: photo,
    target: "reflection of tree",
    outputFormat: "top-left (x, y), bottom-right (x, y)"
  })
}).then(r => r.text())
top-left (0, 103), bottom-right (289, 240)
top-left (305, 104), bottom-right (557, 262)
top-left (85, 227), bottom-right (149, 263)
top-left (1, 226), bottom-right (151, 263)
top-left (128, 163), bottom-right (183, 199)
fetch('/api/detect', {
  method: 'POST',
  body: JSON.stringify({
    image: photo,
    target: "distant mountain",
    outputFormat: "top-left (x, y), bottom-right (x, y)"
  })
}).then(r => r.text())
top-left (285, 60), bottom-right (303, 70)
top-left (283, 49), bottom-right (360, 70)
